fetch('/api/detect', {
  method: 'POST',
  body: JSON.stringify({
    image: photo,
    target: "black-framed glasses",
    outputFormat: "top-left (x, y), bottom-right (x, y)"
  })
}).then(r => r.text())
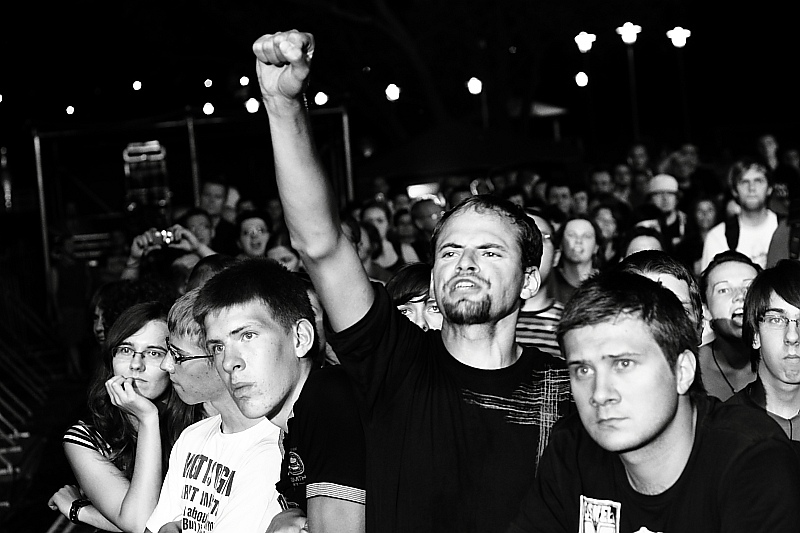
top-left (112, 345), bottom-right (167, 360)
top-left (760, 313), bottom-right (800, 331)
top-left (165, 338), bottom-right (214, 365)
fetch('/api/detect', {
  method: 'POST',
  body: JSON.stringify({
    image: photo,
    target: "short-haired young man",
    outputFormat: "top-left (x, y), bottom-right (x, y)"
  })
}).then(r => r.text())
top-left (252, 29), bottom-right (571, 533)
top-left (698, 251), bottom-right (761, 400)
top-left (145, 288), bottom-right (283, 533)
top-left (727, 259), bottom-right (800, 454)
top-left (194, 258), bottom-right (366, 533)
top-left (509, 271), bottom-right (800, 533)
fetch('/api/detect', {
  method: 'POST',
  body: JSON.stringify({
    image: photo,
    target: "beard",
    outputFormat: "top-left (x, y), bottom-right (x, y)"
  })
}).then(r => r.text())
top-left (443, 296), bottom-right (492, 325)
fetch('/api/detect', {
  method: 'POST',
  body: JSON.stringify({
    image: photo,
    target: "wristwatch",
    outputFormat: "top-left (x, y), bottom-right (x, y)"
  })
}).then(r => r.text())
top-left (69, 498), bottom-right (91, 524)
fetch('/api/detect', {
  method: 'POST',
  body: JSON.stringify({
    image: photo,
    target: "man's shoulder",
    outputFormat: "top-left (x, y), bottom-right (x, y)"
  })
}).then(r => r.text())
top-left (298, 366), bottom-right (360, 412)
top-left (180, 413), bottom-right (223, 439)
top-left (700, 395), bottom-right (787, 447)
top-left (519, 345), bottom-right (568, 372)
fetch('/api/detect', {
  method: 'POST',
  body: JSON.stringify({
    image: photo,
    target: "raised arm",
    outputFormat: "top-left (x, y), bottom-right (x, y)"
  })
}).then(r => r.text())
top-left (253, 30), bottom-right (373, 331)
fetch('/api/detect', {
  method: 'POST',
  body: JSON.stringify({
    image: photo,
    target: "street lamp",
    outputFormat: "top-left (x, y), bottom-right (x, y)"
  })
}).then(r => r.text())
top-left (575, 32), bottom-right (598, 153)
top-left (616, 22), bottom-right (641, 142)
top-left (574, 32), bottom-right (596, 53)
top-left (667, 26), bottom-right (692, 140)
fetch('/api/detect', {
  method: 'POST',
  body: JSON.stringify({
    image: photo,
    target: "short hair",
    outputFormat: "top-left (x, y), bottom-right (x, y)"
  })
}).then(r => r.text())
top-left (266, 229), bottom-right (299, 258)
top-left (616, 250), bottom-right (703, 337)
top-left (620, 225), bottom-right (666, 255)
top-left (699, 250), bottom-right (762, 304)
top-left (193, 258), bottom-right (317, 360)
top-left (743, 259), bottom-right (800, 371)
top-left (179, 207), bottom-right (212, 227)
top-left (558, 270), bottom-right (704, 398)
top-left (727, 157), bottom-right (772, 188)
top-left (186, 254), bottom-right (237, 292)
top-left (167, 287), bottom-right (204, 343)
top-left (431, 194), bottom-right (543, 270)
top-left (554, 215), bottom-right (603, 249)
top-left (235, 209), bottom-right (271, 234)
top-left (386, 262), bottom-right (432, 306)
top-left (201, 176), bottom-right (229, 194)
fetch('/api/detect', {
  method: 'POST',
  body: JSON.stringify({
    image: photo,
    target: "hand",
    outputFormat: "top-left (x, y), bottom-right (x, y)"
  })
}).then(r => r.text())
top-left (166, 224), bottom-right (198, 253)
top-left (158, 520), bottom-right (182, 533)
top-left (105, 376), bottom-right (158, 421)
top-left (266, 507), bottom-right (307, 533)
top-left (130, 228), bottom-right (165, 261)
top-left (252, 30), bottom-right (315, 103)
top-left (47, 484), bottom-right (83, 518)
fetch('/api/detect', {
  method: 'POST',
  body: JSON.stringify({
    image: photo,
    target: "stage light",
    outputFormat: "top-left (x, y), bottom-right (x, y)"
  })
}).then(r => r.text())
top-left (574, 32), bottom-right (596, 53)
top-left (204, 79), bottom-right (213, 88)
top-left (133, 81), bottom-right (142, 91)
top-left (667, 27), bottom-right (691, 48)
top-left (467, 77), bottom-right (483, 95)
top-left (245, 98), bottom-right (260, 113)
top-left (203, 103), bottom-right (214, 115)
top-left (385, 84), bottom-right (400, 102)
top-left (314, 92), bottom-right (328, 105)
top-left (66, 106), bottom-right (75, 115)
top-left (575, 72), bottom-right (589, 87)
top-left (239, 76), bottom-right (250, 86)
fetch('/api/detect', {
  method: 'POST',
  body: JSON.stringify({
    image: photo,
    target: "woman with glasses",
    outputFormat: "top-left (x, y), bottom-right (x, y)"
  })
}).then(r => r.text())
top-left (48, 301), bottom-right (201, 532)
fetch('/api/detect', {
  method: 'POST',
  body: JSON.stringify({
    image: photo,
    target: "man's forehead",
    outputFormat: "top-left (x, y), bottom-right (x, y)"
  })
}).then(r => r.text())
top-left (170, 333), bottom-right (204, 352)
top-left (707, 261), bottom-right (757, 284)
top-left (438, 209), bottom-right (515, 240)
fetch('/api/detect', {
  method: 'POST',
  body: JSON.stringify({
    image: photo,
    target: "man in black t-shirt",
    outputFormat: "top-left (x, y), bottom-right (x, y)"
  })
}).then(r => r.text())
top-left (509, 271), bottom-right (800, 533)
top-left (193, 258), bottom-right (365, 533)
top-left (252, 30), bottom-right (572, 533)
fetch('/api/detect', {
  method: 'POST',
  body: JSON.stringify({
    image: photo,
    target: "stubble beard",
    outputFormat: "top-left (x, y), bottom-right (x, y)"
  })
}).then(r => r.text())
top-left (443, 297), bottom-right (492, 325)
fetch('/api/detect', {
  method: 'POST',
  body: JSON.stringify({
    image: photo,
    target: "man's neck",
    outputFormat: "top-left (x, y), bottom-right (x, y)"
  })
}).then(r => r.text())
top-left (213, 394), bottom-right (262, 434)
top-left (739, 207), bottom-right (770, 226)
top-left (271, 363), bottom-right (313, 433)
top-left (760, 369), bottom-right (800, 419)
top-left (441, 311), bottom-right (521, 369)
top-left (713, 334), bottom-right (751, 370)
top-left (620, 400), bottom-right (697, 495)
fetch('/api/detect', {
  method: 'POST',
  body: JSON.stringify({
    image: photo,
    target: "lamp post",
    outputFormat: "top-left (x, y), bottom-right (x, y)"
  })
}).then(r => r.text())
top-left (667, 26), bottom-right (692, 141)
top-left (616, 22), bottom-right (641, 142)
top-left (574, 32), bottom-right (597, 154)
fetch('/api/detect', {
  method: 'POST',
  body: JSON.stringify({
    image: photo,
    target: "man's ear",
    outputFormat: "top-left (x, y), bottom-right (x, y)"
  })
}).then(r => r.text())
top-left (293, 318), bottom-right (316, 359)
top-left (752, 332), bottom-right (762, 350)
top-left (520, 267), bottom-right (541, 301)
top-left (552, 248), bottom-right (562, 268)
top-left (675, 349), bottom-right (697, 395)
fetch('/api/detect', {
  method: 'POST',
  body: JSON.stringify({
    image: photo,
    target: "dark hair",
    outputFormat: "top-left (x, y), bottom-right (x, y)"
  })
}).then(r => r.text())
top-left (359, 221), bottom-right (383, 260)
top-left (340, 216), bottom-right (362, 246)
top-left (558, 270), bottom-right (704, 399)
top-left (266, 229), bottom-right (299, 258)
top-left (620, 225), bottom-right (666, 256)
top-left (361, 200), bottom-right (393, 226)
top-left (201, 176), bottom-right (229, 193)
top-left (616, 249), bottom-right (703, 339)
top-left (186, 254), bottom-right (237, 292)
top-left (392, 207), bottom-right (412, 227)
top-left (699, 250), bottom-right (762, 304)
top-left (743, 259), bottom-right (800, 371)
top-left (178, 207), bottom-right (212, 227)
top-left (87, 301), bottom-right (200, 478)
top-left (99, 279), bottom-right (179, 337)
top-left (431, 194), bottom-right (543, 270)
top-left (727, 157), bottom-right (772, 188)
top-left (235, 209), bottom-right (271, 235)
top-left (193, 258), bottom-right (317, 360)
top-left (386, 262), bottom-right (432, 306)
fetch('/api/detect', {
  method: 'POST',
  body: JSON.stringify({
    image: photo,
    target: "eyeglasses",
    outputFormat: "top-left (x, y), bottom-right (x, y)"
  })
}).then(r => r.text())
top-left (165, 338), bottom-right (214, 365)
top-left (242, 227), bottom-right (268, 237)
top-left (760, 313), bottom-right (800, 330)
top-left (112, 345), bottom-right (167, 360)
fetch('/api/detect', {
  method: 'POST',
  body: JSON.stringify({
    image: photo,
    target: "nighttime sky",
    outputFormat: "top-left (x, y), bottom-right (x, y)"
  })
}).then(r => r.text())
top-left (2, 0), bottom-right (798, 184)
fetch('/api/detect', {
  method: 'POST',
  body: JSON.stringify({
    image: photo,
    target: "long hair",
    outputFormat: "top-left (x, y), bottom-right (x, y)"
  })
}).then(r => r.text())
top-left (86, 301), bottom-right (201, 478)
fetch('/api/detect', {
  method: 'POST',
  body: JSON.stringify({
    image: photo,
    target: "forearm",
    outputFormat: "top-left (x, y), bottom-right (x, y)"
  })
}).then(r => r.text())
top-left (120, 257), bottom-right (141, 281)
top-left (77, 504), bottom-right (124, 532)
top-left (265, 97), bottom-right (342, 259)
top-left (117, 415), bottom-right (162, 532)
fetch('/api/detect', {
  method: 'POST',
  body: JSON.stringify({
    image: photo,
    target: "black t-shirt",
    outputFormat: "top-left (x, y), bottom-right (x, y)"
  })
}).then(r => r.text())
top-left (327, 283), bottom-right (573, 533)
top-left (508, 395), bottom-right (800, 533)
top-left (275, 365), bottom-right (366, 512)
top-left (211, 218), bottom-right (240, 257)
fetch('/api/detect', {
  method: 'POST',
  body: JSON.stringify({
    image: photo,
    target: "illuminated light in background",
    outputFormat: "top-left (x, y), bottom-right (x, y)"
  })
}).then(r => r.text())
top-left (385, 84), bottom-right (400, 102)
top-left (667, 27), bottom-right (691, 48)
top-left (66, 106), bottom-right (75, 115)
top-left (575, 72), bottom-right (589, 87)
top-left (314, 92), bottom-right (328, 106)
top-left (239, 76), bottom-right (250, 86)
top-left (616, 22), bottom-right (641, 44)
top-left (0, 94), bottom-right (3, 103)
top-left (574, 32), bottom-right (596, 53)
top-left (467, 77), bottom-right (483, 95)
top-left (204, 79), bottom-right (213, 88)
top-left (202, 102), bottom-right (214, 115)
top-left (245, 98), bottom-right (260, 113)
top-left (132, 80), bottom-right (142, 91)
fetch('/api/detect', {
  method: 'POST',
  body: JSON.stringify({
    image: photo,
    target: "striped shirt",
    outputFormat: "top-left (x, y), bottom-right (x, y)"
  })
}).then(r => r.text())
top-left (63, 420), bottom-right (114, 458)
top-left (516, 300), bottom-right (564, 359)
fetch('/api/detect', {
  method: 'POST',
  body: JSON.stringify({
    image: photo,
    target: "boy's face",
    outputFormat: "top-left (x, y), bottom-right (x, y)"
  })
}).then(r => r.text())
top-left (753, 291), bottom-right (800, 386)
top-left (705, 261), bottom-right (758, 339)
top-left (160, 334), bottom-right (223, 405)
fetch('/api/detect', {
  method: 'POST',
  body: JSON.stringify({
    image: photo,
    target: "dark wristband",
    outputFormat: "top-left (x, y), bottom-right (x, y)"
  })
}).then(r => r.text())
top-left (69, 498), bottom-right (91, 524)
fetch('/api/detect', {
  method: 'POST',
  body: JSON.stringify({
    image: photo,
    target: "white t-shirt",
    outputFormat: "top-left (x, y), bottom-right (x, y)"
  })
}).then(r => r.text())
top-left (146, 415), bottom-right (283, 533)
top-left (700, 210), bottom-right (778, 271)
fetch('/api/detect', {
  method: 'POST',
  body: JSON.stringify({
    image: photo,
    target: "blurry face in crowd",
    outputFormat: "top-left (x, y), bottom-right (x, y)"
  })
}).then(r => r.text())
top-left (412, 200), bottom-right (444, 234)
top-left (593, 207), bottom-right (617, 242)
top-left (624, 235), bottom-right (663, 257)
top-left (590, 171), bottom-right (614, 196)
top-left (93, 305), bottom-right (106, 344)
top-left (267, 245), bottom-right (302, 272)
top-left (694, 200), bottom-right (717, 232)
top-left (238, 217), bottom-right (269, 258)
top-left (111, 320), bottom-right (171, 400)
top-left (734, 168), bottom-right (771, 212)
top-left (650, 191), bottom-right (679, 215)
top-left (186, 213), bottom-right (213, 246)
top-left (629, 145), bottom-right (649, 172)
top-left (547, 186), bottom-right (572, 216)
top-left (561, 219), bottom-right (598, 266)
top-left (572, 191), bottom-right (589, 216)
top-left (613, 164), bottom-right (633, 188)
top-left (395, 212), bottom-right (417, 243)
top-left (362, 207), bottom-right (390, 240)
top-left (200, 183), bottom-right (226, 217)
top-left (705, 261), bottom-right (758, 340)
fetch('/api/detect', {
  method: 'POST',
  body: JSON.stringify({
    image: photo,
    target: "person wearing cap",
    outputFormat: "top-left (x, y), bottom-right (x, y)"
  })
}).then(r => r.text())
top-left (637, 173), bottom-right (688, 253)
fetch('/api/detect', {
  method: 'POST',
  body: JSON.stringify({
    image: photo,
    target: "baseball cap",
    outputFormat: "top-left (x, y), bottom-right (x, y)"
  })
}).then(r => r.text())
top-left (647, 174), bottom-right (679, 196)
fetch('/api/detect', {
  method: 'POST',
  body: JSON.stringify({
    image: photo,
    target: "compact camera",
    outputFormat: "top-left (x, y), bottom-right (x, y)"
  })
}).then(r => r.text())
top-left (152, 229), bottom-right (175, 246)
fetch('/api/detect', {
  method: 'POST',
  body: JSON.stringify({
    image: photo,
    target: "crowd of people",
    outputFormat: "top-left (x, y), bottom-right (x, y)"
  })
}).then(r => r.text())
top-left (45, 29), bottom-right (800, 533)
